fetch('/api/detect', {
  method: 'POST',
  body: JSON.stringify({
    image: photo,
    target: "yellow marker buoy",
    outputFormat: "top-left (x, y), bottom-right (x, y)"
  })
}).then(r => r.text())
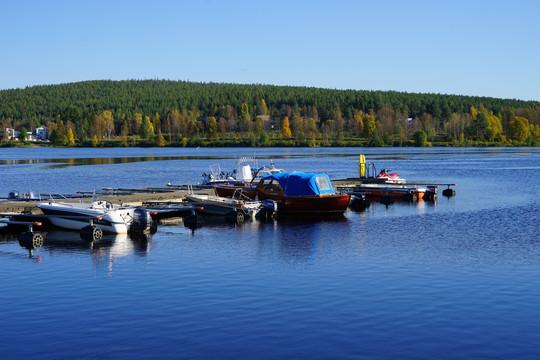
top-left (359, 154), bottom-right (366, 178)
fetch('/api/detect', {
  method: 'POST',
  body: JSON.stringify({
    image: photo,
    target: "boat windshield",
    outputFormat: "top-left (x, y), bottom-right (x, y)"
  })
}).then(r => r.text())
top-left (315, 176), bottom-right (332, 191)
top-left (92, 188), bottom-right (115, 202)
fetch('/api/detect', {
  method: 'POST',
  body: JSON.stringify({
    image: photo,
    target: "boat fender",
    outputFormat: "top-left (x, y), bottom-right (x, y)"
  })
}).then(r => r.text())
top-left (80, 226), bottom-right (103, 242)
top-left (18, 232), bottom-right (44, 249)
top-left (402, 193), bottom-right (418, 202)
top-left (442, 188), bottom-right (456, 197)
top-left (184, 214), bottom-right (204, 229)
top-left (225, 211), bottom-right (244, 224)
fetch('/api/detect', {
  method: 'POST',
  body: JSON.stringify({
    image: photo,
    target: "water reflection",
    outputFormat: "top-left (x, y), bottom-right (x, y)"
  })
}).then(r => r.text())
top-left (271, 216), bottom-right (354, 263)
top-left (0, 156), bottom-right (208, 168)
top-left (14, 230), bottom-right (152, 272)
top-left (0, 148), bottom-right (513, 168)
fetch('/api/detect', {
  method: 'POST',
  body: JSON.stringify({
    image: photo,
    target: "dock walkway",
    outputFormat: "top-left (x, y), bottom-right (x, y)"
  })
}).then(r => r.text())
top-left (0, 189), bottom-right (214, 213)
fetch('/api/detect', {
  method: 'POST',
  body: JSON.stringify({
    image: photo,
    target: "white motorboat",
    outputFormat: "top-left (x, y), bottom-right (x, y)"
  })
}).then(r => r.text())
top-left (37, 199), bottom-right (152, 234)
top-left (201, 157), bottom-right (284, 186)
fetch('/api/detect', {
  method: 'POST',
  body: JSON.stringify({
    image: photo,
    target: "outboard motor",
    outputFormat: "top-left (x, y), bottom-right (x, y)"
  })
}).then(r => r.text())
top-left (131, 207), bottom-right (152, 233)
top-left (257, 199), bottom-right (278, 220)
top-left (263, 199), bottom-right (278, 213)
top-left (8, 191), bottom-right (19, 199)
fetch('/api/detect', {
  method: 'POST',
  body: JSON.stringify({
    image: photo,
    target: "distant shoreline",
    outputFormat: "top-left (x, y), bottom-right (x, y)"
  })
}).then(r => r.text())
top-left (1, 140), bottom-right (537, 149)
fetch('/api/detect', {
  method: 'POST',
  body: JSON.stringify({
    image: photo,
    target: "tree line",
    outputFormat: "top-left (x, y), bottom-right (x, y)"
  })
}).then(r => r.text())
top-left (1, 80), bottom-right (539, 147)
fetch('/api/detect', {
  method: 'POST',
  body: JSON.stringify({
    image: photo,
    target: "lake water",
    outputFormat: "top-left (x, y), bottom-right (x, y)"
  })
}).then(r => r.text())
top-left (1, 147), bottom-right (539, 359)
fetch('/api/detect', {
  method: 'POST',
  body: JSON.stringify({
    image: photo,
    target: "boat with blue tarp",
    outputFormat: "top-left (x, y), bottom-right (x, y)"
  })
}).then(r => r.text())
top-left (255, 172), bottom-right (351, 214)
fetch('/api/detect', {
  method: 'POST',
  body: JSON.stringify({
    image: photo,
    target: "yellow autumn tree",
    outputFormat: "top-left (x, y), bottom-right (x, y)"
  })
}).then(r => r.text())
top-left (91, 135), bottom-right (98, 147)
top-left (66, 128), bottom-right (76, 146)
top-left (507, 117), bottom-right (530, 142)
top-left (260, 99), bottom-right (269, 115)
top-left (281, 117), bottom-right (292, 139)
top-left (102, 110), bottom-right (114, 140)
top-left (470, 106), bottom-right (478, 120)
top-left (156, 130), bottom-right (166, 146)
top-left (206, 116), bottom-right (218, 140)
top-left (486, 112), bottom-right (503, 139)
top-left (90, 114), bottom-right (106, 140)
top-left (363, 114), bottom-right (376, 138)
top-left (139, 116), bottom-right (155, 140)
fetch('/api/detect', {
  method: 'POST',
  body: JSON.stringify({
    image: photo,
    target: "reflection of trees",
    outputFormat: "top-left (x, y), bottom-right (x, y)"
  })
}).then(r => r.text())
top-left (0, 155), bottom-right (247, 168)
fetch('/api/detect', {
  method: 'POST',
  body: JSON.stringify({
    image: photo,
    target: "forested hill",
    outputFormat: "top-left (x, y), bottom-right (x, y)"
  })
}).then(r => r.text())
top-left (0, 80), bottom-right (537, 121)
top-left (1, 80), bottom-right (539, 147)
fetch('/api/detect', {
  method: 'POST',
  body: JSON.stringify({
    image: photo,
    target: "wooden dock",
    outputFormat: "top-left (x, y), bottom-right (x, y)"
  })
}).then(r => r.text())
top-left (0, 178), bottom-right (455, 214)
top-left (0, 188), bottom-right (214, 213)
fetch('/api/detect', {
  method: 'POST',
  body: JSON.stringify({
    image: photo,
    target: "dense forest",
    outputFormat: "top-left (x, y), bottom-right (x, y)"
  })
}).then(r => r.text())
top-left (0, 80), bottom-right (539, 147)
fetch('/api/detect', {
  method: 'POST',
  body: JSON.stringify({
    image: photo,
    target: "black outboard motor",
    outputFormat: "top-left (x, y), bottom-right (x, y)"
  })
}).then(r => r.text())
top-left (8, 191), bottom-right (19, 199)
top-left (131, 207), bottom-right (152, 234)
top-left (256, 199), bottom-right (278, 220)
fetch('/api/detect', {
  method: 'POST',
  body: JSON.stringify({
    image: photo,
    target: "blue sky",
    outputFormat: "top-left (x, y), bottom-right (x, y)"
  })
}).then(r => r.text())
top-left (1, 0), bottom-right (539, 100)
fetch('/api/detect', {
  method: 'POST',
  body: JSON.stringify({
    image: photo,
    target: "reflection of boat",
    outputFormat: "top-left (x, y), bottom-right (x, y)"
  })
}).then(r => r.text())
top-left (255, 172), bottom-right (351, 214)
top-left (44, 229), bottom-right (126, 246)
top-left (38, 230), bottom-right (151, 268)
top-left (36, 199), bottom-right (152, 234)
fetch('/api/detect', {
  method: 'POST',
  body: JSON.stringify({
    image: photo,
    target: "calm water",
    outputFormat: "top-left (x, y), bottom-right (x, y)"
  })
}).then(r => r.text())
top-left (1, 147), bottom-right (539, 359)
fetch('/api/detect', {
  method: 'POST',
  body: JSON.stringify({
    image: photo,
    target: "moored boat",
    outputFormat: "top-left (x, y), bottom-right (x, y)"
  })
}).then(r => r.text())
top-left (255, 172), bottom-right (351, 214)
top-left (213, 160), bottom-right (284, 199)
top-left (213, 183), bottom-right (258, 199)
top-left (340, 183), bottom-right (438, 201)
top-left (201, 158), bottom-right (284, 187)
top-left (36, 199), bottom-right (153, 234)
top-left (375, 169), bottom-right (406, 184)
top-left (184, 192), bottom-right (276, 219)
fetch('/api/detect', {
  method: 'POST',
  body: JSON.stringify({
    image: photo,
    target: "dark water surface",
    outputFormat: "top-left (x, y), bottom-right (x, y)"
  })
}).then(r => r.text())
top-left (1, 147), bottom-right (539, 359)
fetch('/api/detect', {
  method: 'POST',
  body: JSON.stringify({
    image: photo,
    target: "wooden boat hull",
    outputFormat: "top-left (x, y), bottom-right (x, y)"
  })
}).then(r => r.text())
top-left (258, 193), bottom-right (351, 214)
top-left (213, 184), bottom-right (257, 200)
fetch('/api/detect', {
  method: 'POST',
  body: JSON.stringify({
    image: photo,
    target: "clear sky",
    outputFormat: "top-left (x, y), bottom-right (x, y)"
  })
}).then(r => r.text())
top-left (1, 0), bottom-right (539, 101)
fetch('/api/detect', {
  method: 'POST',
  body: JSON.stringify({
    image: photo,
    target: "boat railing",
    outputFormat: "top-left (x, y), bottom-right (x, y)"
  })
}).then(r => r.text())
top-left (40, 192), bottom-right (69, 202)
top-left (232, 188), bottom-right (252, 202)
top-left (366, 163), bottom-right (376, 178)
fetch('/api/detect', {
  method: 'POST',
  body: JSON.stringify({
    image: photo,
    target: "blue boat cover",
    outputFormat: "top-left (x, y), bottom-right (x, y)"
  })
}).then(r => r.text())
top-left (262, 172), bottom-right (335, 196)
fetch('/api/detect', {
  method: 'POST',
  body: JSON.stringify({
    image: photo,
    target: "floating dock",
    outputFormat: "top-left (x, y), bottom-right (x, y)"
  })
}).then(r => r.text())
top-left (0, 188), bottom-right (214, 213)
